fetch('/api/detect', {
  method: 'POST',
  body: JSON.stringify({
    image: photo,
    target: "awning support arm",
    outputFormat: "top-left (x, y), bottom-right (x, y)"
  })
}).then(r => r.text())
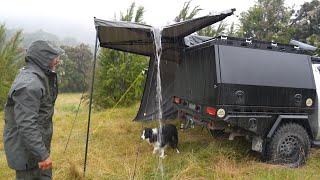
top-left (84, 20), bottom-right (99, 177)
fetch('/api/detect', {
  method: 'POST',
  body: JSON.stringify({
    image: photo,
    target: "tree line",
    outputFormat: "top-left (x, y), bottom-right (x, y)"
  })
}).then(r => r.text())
top-left (0, 0), bottom-right (319, 110)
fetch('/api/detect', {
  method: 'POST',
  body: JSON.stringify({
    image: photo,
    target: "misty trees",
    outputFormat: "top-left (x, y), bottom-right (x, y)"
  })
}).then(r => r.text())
top-left (174, 0), bottom-right (202, 22)
top-left (58, 44), bottom-right (92, 92)
top-left (292, 0), bottom-right (320, 41)
top-left (93, 2), bottom-right (148, 108)
top-left (0, 24), bottom-right (24, 109)
top-left (174, 0), bottom-right (234, 37)
top-left (238, 0), bottom-right (294, 43)
top-left (120, 2), bottom-right (145, 23)
top-left (291, 0), bottom-right (320, 55)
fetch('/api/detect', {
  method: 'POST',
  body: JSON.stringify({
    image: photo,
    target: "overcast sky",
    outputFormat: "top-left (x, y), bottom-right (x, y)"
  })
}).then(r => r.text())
top-left (0, 0), bottom-right (311, 43)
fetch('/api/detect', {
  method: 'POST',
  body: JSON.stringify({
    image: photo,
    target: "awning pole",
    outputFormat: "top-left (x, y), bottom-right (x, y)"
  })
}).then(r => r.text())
top-left (84, 21), bottom-right (99, 177)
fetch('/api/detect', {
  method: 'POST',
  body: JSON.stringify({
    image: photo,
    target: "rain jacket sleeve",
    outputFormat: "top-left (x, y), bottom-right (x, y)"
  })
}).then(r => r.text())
top-left (11, 82), bottom-right (49, 161)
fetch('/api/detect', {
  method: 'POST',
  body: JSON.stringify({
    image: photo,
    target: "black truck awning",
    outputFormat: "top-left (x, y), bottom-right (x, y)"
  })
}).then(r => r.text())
top-left (94, 9), bottom-right (235, 121)
top-left (94, 8), bottom-right (235, 62)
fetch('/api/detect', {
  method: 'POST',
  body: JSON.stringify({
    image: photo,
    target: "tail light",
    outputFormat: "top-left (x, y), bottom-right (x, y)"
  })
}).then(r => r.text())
top-left (206, 107), bottom-right (216, 116)
top-left (174, 97), bottom-right (181, 104)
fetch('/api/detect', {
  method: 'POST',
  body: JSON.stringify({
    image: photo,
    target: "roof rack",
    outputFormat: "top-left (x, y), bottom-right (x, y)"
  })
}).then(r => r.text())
top-left (211, 36), bottom-right (304, 54)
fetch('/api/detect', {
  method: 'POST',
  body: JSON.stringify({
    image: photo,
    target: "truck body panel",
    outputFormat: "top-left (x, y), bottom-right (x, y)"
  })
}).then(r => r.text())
top-left (174, 38), bottom-right (318, 141)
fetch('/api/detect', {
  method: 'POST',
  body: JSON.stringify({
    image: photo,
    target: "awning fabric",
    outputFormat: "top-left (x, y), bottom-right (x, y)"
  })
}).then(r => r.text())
top-left (95, 8), bottom-right (235, 62)
top-left (94, 9), bottom-right (236, 121)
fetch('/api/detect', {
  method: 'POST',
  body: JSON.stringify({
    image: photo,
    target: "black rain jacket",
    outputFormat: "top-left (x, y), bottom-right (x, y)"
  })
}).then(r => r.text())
top-left (3, 41), bottom-right (64, 170)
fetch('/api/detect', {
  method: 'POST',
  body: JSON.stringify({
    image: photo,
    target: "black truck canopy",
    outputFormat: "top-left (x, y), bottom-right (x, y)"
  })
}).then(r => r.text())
top-left (94, 9), bottom-right (236, 121)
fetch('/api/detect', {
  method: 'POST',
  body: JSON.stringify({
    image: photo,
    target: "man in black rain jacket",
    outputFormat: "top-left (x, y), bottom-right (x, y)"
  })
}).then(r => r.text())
top-left (3, 40), bottom-right (64, 179)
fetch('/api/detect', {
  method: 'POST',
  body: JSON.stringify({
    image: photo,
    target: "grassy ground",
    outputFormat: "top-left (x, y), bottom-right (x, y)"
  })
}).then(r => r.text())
top-left (1, 93), bottom-right (320, 179)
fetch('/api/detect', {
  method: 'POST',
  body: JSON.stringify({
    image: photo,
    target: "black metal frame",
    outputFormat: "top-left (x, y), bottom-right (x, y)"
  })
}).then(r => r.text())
top-left (84, 18), bottom-right (99, 177)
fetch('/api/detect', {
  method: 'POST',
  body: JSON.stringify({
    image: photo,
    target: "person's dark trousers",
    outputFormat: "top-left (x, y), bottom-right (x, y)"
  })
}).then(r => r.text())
top-left (16, 167), bottom-right (52, 180)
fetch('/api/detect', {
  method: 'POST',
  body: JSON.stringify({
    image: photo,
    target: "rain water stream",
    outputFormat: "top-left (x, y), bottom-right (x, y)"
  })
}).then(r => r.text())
top-left (152, 27), bottom-right (164, 178)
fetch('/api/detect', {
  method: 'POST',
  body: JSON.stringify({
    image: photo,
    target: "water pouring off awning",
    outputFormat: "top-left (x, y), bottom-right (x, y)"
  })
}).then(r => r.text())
top-left (85, 9), bottom-right (236, 175)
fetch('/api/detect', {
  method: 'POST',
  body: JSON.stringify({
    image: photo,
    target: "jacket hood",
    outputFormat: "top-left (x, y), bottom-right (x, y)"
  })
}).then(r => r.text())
top-left (25, 40), bottom-right (65, 73)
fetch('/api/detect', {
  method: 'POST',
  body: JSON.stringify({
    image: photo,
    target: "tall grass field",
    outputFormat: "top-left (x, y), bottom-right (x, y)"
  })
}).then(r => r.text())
top-left (1, 93), bottom-right (320, 179)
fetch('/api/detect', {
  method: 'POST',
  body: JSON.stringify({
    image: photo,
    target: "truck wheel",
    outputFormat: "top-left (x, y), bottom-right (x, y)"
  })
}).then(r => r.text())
top-left (266, 123), bottom-right (310, 167)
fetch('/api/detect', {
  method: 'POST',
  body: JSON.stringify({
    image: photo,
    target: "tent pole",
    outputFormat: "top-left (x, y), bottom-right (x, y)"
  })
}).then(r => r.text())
top-left (84, 23), bottom-right (98, 177)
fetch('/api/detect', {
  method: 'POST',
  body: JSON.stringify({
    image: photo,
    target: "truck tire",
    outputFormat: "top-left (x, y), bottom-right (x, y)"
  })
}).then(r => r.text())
top-left (266, 123), bottom-right (310, 167)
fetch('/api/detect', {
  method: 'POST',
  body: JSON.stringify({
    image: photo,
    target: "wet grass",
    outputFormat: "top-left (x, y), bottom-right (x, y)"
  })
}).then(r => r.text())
top-left (1, 93), bottom-right (320, 179)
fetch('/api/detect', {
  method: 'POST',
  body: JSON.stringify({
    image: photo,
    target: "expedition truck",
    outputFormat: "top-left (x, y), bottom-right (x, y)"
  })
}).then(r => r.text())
top-left (174, 36), bottom-right (320, 167)
top-left (93, 10), bottom-right (319, 167)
